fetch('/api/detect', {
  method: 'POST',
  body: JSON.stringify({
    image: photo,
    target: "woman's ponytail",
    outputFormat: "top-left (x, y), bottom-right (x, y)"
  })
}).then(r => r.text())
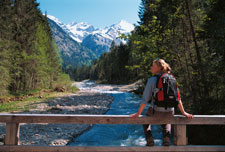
top-left (153, 59), bottom-right (171, 73)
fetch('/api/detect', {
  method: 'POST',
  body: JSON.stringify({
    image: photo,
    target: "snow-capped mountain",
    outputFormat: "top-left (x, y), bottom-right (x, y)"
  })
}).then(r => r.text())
top-left (47, 17), bottom-right (97, 69)
top-left (105, 19), bottom-right (134, 39)
top-left (47, 15), bottom-right (69, 33)
top-left (47, 15), bottom-right (134, 43)
top-left (47, 15), bottom-right (134, 57)
top-left (66, 22), bottom-right (96, 43)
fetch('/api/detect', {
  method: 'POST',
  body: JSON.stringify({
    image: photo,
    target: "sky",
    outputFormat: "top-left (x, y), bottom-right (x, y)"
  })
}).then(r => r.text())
top-left (36, 0), bottom-right (141, 28)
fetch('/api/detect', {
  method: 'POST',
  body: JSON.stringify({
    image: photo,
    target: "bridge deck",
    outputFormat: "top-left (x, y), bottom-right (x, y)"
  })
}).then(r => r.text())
top-left (0, 145), bottom-right (225, 152)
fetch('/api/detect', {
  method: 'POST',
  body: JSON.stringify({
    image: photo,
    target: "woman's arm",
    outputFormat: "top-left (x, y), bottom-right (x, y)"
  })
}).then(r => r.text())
top-left (177, 100), bottom-right (194, 119)
top-left (130, 77), bottom-right (156, 119)
top-left (130, 103), bottom-right (146, 119)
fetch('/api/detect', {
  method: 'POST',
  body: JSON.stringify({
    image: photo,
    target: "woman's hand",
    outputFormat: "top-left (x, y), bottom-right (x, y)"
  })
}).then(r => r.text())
top-left (130, 104), bottom-right (146, 119)
top-left (183, 112), bottom-right (194, 119)
top-left (177, 100), bottom-right (194, 119)
top-left (130, 112), bottom-right (140, 119)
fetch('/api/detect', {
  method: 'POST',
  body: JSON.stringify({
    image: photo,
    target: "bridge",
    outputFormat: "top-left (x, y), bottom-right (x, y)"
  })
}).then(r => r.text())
top-left (0, 114), bottom-right (224, 152)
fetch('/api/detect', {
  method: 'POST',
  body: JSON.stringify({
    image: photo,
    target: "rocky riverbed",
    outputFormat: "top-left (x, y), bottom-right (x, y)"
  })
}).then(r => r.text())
top-left (0, 90), bottom-right (113, 146)
top-left (0, 79), bottom-right (142, 146)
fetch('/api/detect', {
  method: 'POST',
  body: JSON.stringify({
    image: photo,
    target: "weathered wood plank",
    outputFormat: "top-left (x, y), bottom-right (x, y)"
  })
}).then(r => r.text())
top-left (0, 114), bottom-right (224, 125)
top-left (0, 145), bottom-right (225, 152)
top-left (174, 125), bottom-right (187, 146)
top-left (5, 123), bottom-right (20, 145)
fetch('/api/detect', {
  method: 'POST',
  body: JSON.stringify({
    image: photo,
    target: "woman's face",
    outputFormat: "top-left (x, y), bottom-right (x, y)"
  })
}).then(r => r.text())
top-left (151, 62), bottom-right (162, 74)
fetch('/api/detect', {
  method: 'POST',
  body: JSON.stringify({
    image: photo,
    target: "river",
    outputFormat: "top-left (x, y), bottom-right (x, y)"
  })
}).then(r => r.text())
top-left (69, 80), bottom-right (167, 146)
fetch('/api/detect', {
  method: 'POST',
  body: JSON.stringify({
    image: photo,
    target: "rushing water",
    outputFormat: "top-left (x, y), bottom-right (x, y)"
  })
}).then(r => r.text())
top-left (69, 80), bottom-right (167, 146)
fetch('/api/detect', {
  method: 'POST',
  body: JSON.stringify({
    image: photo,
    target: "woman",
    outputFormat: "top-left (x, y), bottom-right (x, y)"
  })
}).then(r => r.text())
top-left (130, 58), bottom-right (193, 146)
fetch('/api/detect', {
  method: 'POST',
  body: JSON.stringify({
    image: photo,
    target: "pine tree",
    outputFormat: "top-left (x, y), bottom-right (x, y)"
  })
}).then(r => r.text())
top-left (0, 0), bottom-right (63, 95)
top-left (0, 0), bottom-right (14, 95)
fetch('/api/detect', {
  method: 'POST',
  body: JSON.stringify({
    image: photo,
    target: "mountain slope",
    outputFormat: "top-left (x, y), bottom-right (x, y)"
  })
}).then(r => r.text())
top-left (48, 18), bottom-right (97, 68)
top-left (82, 33), bottom-right (113, 57)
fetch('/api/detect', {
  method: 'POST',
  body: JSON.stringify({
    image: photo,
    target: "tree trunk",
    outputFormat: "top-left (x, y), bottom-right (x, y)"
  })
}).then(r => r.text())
top-left (185, 0), bottom-right (209, 98)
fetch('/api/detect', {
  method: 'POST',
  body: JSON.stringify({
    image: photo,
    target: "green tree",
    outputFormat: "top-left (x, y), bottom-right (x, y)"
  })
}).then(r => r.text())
top-left (0, 0), bottom-right (64, 96)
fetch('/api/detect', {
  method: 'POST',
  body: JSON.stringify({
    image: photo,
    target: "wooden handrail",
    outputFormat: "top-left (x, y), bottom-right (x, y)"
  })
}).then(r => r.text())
top-left (0, 114), bottom-right (224, 152)
top-left (0, 114), bottom-right (224, 124)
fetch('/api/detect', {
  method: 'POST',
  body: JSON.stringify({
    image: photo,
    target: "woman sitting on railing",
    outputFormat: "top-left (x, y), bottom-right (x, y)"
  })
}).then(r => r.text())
top-left (130, 58), bottom-right (193, 146)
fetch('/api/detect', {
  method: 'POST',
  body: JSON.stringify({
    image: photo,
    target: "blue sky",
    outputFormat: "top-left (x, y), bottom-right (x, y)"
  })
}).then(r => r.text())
top-left (36, 0), bottom-right (141, 28)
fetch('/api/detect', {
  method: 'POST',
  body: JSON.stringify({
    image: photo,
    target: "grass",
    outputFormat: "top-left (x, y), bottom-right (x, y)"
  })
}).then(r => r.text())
top-left (0, 72), bottom-right (80, 113)
top-left (0, 84), bottom-right (79, 113)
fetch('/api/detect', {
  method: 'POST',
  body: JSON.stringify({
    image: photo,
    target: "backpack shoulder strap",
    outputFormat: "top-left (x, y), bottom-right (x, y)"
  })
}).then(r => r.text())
top-left (156, 73), bottom-right (167, 88)
top-left (154, 74), bottom-right (160, 87)
top-left (168, 73), bottom-right (181, 101)
top-left (151, 75), bottom-right (160, 101)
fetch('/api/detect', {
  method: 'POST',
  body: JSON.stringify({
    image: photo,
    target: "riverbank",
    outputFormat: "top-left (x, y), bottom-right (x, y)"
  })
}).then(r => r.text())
top-left (76, 79), bottom-right (144, 94)
top-left (0, 82), bottom-right (113, 146)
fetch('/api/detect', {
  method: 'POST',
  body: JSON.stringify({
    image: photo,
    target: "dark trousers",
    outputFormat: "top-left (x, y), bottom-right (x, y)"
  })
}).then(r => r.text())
top-left (143, 107), bottom-right (174, 137)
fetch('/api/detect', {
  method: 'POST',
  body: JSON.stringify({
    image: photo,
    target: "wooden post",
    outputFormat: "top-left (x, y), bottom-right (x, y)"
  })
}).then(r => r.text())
top-left (5, 123), bottom-right (20, 145)
top-left (174, 124), bottom-right (187, 145)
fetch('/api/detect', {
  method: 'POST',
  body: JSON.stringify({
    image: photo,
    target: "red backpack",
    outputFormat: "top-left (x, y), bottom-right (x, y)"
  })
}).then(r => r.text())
top-left (153, 73), bottom-right (180, 109)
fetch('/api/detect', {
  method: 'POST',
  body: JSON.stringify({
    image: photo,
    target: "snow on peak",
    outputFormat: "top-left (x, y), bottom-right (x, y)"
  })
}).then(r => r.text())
top-left (65, 21), bottom-right (96, 42)
top-left (111, 19), bottom-right (134, 32)
top-left (70, 21), bottom-right (77, 26)
top-left (72, 22), bottom-right (95, 31)
top-left (47, 15), bottom-right (134, 43)
top-left (47, 15), bottom-right (64, 26)
top-left (118, 20), bottom-right (134, 31)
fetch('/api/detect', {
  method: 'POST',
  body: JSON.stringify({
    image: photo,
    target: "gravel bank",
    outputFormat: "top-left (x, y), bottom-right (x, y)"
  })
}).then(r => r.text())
top-left (0, 91), bottom-right (113, 146)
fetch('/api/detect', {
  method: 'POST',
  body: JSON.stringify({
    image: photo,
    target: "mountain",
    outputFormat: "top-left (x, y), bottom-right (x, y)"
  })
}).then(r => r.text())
top-left (66, 22), bottom-right (96, 43)
top-left (47, 18), bottom-right (97, 69)
top-left (47, 15), bottom-right (134, 57)
top-left (82, 33), bottom-right (113, 57)
top-left (105, 19), bottom-right (135, 40)
top-left (82, 20), bottom-right (135, 57)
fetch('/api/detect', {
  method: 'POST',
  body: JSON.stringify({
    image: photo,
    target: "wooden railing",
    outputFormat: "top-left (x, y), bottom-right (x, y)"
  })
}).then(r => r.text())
top-left (0, 114), bottom-right (225, 152)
